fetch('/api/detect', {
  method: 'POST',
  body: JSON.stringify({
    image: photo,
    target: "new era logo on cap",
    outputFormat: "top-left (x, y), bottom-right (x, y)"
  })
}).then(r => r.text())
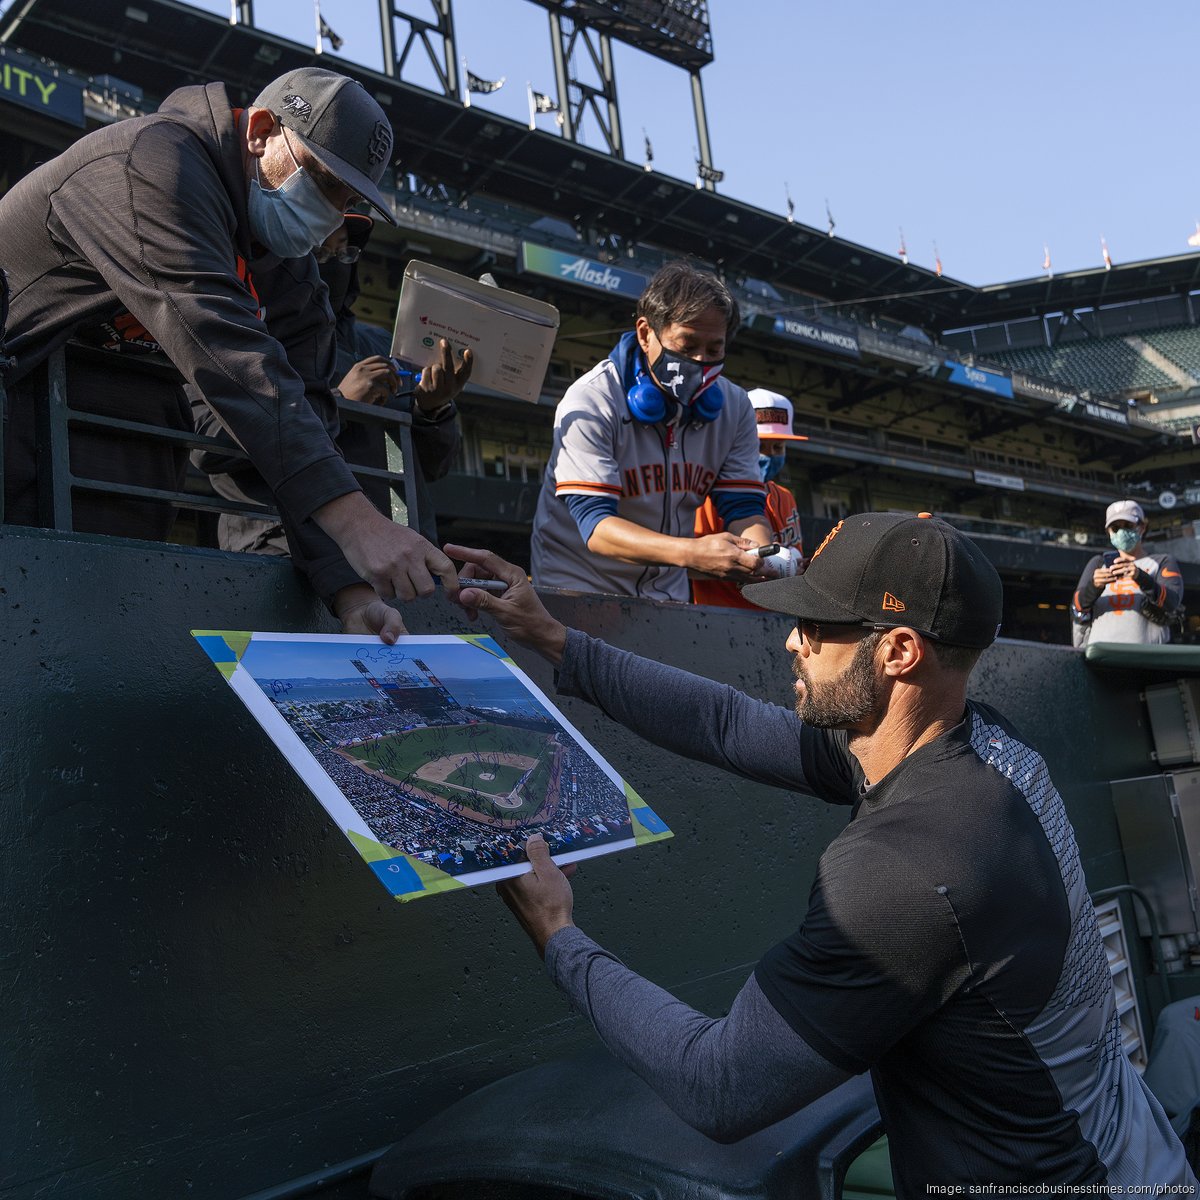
top-left (882, 593), bottom-right (906, 612)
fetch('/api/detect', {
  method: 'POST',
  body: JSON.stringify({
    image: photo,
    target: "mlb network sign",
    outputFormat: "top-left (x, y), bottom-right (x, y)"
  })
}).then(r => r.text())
top-left (519, 242), bottom-right (647, 299)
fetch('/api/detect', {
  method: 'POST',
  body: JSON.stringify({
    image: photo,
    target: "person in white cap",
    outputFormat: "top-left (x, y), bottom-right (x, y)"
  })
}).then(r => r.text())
top-left (1070, 500), bottom-right (1184, 646)
top-left (692, 388), bottom-right (807, 608)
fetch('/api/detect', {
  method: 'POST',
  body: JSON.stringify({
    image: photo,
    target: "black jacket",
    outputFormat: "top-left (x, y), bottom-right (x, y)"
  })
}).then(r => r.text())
top-left (0, 82), bottom-right (366, 598)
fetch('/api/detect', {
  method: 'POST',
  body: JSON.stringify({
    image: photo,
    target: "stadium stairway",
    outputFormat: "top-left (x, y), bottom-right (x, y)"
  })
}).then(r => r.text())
top-left (986, 324), bottom-right (1200, 396)
top-left (1125, 336), bottom-right (1197, 389)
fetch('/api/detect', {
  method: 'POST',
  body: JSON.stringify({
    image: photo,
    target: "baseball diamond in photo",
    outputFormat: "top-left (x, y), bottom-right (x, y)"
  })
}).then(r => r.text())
top-left (193, 631), bottom-right (671, 900)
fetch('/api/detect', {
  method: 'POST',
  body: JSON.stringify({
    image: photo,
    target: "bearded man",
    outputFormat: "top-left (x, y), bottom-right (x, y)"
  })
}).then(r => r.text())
top-left (446, 514), bottom-right (1193, 1197)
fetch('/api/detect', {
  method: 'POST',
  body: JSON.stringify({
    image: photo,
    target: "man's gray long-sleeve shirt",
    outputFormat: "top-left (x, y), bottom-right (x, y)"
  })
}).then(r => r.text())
top-left (544, 926), bottom-right (847, 1143)
top-left (544, 629), bottom-right (850, 1139)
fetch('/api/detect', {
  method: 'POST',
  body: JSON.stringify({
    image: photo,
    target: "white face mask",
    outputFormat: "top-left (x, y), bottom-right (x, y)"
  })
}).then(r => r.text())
top-left (247, 127), bottom-right (344, 258)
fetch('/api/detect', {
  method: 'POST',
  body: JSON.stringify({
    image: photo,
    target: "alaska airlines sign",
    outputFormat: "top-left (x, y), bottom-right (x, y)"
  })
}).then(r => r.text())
top-left (518, 243), bottom-right (647, 299)
top-left (0, 48), bottom-right (84, 128)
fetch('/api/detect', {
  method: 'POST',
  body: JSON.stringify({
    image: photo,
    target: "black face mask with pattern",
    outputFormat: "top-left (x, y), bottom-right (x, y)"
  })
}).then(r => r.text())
top-left (648, 345), bottom-right (724, 410)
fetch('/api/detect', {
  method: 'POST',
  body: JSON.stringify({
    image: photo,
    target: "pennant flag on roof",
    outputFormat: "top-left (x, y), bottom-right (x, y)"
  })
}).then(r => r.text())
top-left (314, 2), bottom-right (342, 53)
top-left (527, 85), bottom-right (562, 129)
top-left (1188, 222), bottom-right (1200, 248)
top-left (468, 71), bottom-right (505, 94)
top-left (1101, 235), bottom-right (1113, 271)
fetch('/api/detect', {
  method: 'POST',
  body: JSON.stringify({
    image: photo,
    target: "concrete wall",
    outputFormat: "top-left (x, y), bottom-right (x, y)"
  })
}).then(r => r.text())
top-left (0, 527), bottom-right (1161, 1199)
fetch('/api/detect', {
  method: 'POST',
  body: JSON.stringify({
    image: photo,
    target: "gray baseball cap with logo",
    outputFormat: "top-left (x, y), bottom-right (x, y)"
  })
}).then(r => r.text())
top-left (254, 67), bottom-right (397, 225)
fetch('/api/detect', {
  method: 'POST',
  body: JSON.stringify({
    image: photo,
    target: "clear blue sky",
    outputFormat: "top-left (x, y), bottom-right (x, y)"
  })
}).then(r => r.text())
top-left (242, 637), bottom-right (505, 681)
top-left (171, 2), bottom-right (1200, 286)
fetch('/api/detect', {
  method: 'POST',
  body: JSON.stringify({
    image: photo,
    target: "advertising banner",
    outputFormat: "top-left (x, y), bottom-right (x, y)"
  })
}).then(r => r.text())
top-left (754, 312), bottom-right (860, 359)
top-left (1081, 400), bottom-right (1128, 427)
top-left (518, 243), bottom-right (647, 299)
top-left (944, 360), bottom-right (1015, 399)
top-left (0, 48), bottom-right (84, 128)
top-left (1014, 372), bottom-right (1078, 407)
top-left (973, 468), bottom-right (1026, 492)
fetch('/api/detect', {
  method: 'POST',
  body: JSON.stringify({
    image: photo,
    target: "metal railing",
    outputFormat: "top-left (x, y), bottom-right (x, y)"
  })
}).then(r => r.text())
top-left (0, 344), bottom-right (421, 540)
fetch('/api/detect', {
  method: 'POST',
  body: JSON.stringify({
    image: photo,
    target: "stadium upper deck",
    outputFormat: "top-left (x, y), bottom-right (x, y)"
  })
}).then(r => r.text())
top-left (1, 0), bottom-right (1197, 643)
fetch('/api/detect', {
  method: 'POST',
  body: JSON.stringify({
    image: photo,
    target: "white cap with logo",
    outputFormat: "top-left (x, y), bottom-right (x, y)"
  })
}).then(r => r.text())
top-left (747, 388), bottom-right (808, 441)
top-left (1104, 500), bottom-right (1145, 528)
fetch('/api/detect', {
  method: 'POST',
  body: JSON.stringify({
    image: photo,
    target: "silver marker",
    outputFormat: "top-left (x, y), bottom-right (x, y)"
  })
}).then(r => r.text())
top-left (457, 577), bottom-right (509, 595)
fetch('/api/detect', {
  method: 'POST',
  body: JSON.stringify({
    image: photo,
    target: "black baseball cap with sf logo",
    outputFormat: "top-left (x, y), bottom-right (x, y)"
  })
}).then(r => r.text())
top-left (743, 511), bottom-right (1003, 649)
top-left (254, 67), bottom-right (397, 226)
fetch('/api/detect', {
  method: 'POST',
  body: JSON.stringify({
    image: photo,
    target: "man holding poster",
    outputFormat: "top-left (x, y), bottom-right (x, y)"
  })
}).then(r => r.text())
top-left (450, 517), bottom-right (1192, 1194)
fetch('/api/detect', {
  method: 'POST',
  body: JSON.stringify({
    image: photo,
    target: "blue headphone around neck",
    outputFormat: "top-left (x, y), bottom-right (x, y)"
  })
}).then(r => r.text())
top-left (625, 359), bottom-right (725, 425)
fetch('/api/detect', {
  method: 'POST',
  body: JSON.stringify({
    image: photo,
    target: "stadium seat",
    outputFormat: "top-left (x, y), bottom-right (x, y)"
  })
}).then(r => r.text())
top-left (985, 333), bottom-right (1177, 395)
top-left (369, 1046), bottom-right (883, 1200)
top-left (1139, 325), bottom-right (1200, 381)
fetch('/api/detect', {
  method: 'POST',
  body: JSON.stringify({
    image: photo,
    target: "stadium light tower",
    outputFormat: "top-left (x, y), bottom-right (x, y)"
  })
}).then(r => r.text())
top-left (525, 0), bottom-right (718, 188)
top-left (366, 3), bottom-right (716, 183)
top-left (378, 0), bottom-right (460, 101)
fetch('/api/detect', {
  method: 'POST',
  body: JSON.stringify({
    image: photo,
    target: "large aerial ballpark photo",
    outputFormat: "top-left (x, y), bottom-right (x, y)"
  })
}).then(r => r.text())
top-left (193, 631), bottom-right (671, 900)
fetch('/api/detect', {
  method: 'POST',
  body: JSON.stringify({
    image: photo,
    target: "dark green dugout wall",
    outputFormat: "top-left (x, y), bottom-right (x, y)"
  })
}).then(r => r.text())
top-left (0, 527), bottom-right (1161, 1199)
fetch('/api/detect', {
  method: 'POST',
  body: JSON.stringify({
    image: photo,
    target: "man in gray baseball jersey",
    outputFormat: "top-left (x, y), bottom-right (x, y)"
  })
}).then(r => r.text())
top-left (532, 262), bottom-right (773, 601)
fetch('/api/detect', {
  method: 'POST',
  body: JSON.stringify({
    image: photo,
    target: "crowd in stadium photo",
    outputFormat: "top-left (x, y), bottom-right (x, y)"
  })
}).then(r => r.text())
top-left (309, 736), bottom-right (631, 876)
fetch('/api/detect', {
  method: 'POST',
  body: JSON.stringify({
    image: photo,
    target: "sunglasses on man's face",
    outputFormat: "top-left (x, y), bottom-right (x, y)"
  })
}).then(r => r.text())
top-left (796, 621), bottom-right (945, 651)
top-left (795, 620), bottom-right (874, 647)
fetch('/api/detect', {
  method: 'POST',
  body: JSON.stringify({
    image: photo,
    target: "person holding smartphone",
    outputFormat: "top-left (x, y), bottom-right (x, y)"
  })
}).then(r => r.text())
top-left (1070, 500), bottom-right (1184, 646)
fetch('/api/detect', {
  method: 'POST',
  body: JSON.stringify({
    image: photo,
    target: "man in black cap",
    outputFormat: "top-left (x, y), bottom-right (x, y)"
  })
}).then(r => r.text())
top-left (447, 514), bottom-right (1192, 1194)
top-left (0, 66), bottom-right (457, 636)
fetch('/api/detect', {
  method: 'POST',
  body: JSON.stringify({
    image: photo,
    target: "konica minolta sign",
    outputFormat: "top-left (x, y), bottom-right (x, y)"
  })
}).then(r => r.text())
top-left (519, 242), bottom-right (647, 299)
top-left (751, 312), bottom-right (861, 359)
